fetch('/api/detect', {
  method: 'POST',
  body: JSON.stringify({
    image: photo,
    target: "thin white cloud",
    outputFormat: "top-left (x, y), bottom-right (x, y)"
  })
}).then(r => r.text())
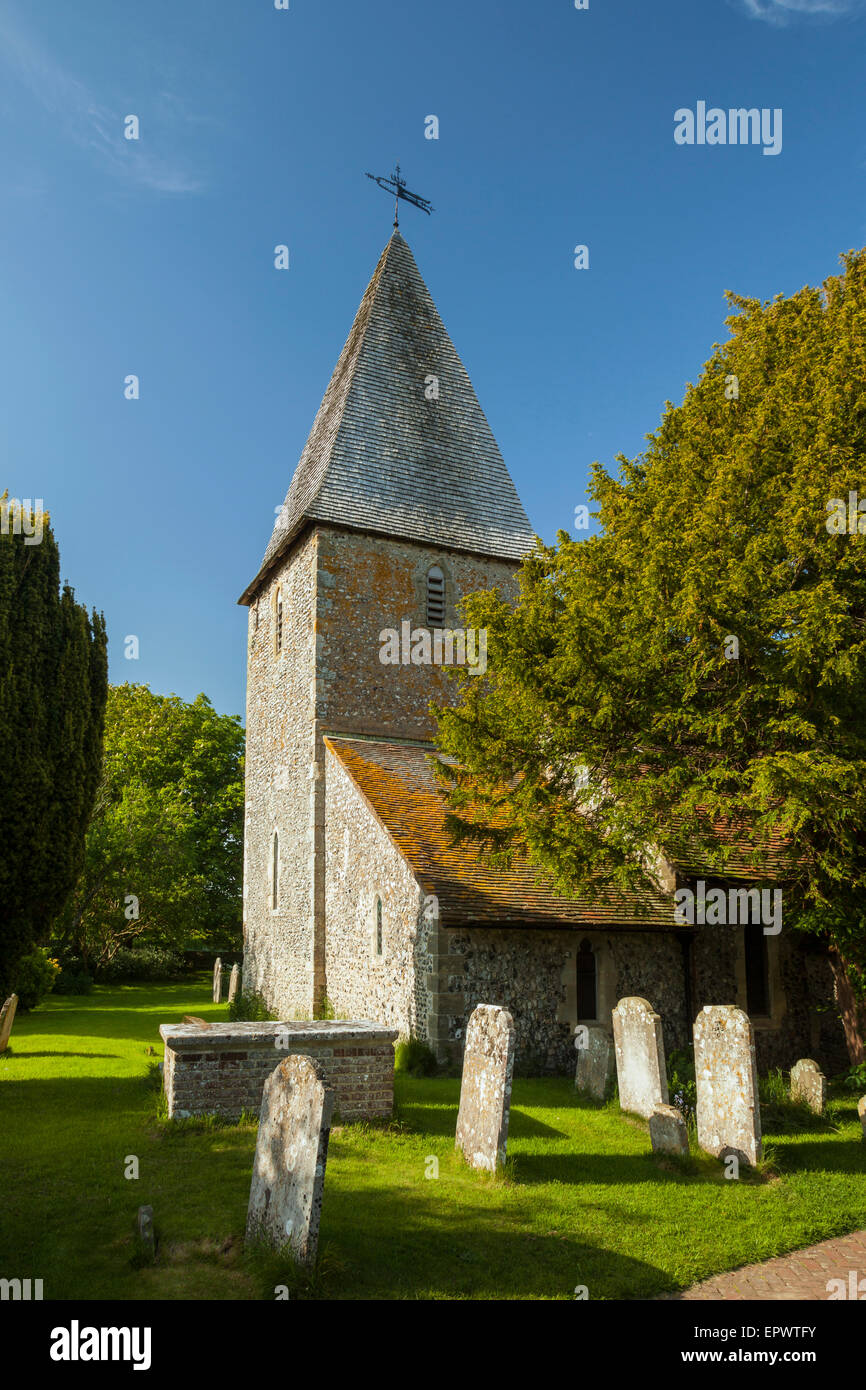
top-left (0, 6), bottom-right (205, 194)
top-left (741, 0), bottom-right (864, 22)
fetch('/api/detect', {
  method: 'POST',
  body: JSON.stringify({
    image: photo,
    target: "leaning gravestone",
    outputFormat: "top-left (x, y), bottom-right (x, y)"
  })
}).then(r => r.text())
top-left (858, 1096), bottom-right (866, 1143)
top-left (612, 997), bottom-right (669, 1118)
top-left (212, 958), bottom-right (222, 1004)
top-left (455, 1004), bottom-right (515, 1172)
top-left (790, 1058), bottom-right (827, 1115)
top-left (649, 1103), bottom-right (689, 1157)
top-left (0, 995), bottom-right (18, 1054)
top-left (136, 1205), bottom-right (155, 1258)
top-left (228, 963), bottom-right (240, 1005)
top-left (246, 1054), bottom-right (334, 1265)
top-left (694, 1005), bottom-right (762, 1166)
top-left (574, 1025), bottom-right (614, 1099)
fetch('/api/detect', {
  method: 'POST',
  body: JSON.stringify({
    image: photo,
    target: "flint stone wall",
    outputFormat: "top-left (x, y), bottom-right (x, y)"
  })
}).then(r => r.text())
top-left (694, 1004), bottom-right (762, 1165)
top-left (612, 997), bottom-right (669, 1118)
top-left (160, 1019), bottom-right (397, 1122)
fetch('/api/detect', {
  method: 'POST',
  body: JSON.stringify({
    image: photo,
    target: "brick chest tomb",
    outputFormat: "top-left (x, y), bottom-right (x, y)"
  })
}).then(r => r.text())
top-left (159, 1019), bottom-right (398, 1122)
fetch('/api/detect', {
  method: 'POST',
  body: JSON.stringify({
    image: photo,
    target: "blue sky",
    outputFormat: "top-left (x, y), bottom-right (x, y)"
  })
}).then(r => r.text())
top-left (2, 0), bottom-right (865, 718)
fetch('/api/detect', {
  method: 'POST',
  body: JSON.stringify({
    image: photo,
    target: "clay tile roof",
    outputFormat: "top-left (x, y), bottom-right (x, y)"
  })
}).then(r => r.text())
top-left (324, 735), bottom-right (678, 928)
top-left (239, 232), bottom-right (536, 604)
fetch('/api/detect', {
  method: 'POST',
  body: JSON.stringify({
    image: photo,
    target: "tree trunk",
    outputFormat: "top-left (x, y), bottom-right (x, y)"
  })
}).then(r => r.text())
top-left (828, 945), bottom-right (866, 1066)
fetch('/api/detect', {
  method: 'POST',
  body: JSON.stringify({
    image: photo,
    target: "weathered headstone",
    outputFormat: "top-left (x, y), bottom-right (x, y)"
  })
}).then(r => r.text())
top-left (136, 1205), bottom-right (155, 1258)
top-left (574, 1024), bottom-right (614, 1099)
top-left (790, 1058), bottom-right (827, 1115)
top-left (694, 1005), bottom-right (762, 1166)
top-left (212, 958), bottom-right (222, 1004)
top-left (611, 997), bottom-right (668, 1119)
top-left (228, 963), bottom-right (240, 1005)
top-left (455, 1004), bottom-right (515, 1172)
top-left (0, 994), bottom-right (19, 1054)
top-left (858, 1096), bottom-right (866, 1143)
top-left (246, 1054), bottom-right (334, 1265)
top-left (649, 1103), bottom-right (689, 1157)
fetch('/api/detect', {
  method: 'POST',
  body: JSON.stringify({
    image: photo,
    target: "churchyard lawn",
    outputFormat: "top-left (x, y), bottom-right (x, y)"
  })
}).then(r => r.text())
top-left (1, 980), bottom-right (865, 1301)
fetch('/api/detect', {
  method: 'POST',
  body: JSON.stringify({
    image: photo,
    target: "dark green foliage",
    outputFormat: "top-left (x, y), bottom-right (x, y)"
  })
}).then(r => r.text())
top-left (394, 1036), bottom-right (439, 1076)
top-left (435, 249), bottom-right (866, 1055)
top-left (667, 1048), bottom-right (697, 1124)
top-left (95, 945), bottom-right (188, 983)
top-left (840, 1060), bottom-right (866, 1092)
top-left (228, 990), bottom-right (275, 1022)
top-left (53, 684), bottom-right (244, 971)
top-left (52, 968), bottom-right (93, 996)
top-left (0, 501), bottom-right (107, 996)
top-left (12, 947), bottom-right (59, 1011)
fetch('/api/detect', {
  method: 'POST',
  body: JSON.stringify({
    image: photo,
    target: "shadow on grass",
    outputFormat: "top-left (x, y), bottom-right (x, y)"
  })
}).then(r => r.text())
top-left (317, 1180), bottom-right (671, 1300)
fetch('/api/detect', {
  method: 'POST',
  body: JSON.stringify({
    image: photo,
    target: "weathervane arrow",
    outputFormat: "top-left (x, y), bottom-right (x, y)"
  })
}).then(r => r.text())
top-left (365, 163), bottom-right (434, 229)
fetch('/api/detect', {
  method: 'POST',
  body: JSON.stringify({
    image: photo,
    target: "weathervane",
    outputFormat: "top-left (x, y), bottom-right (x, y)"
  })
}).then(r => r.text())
top-left (365, 163), bottom-right (434, 229)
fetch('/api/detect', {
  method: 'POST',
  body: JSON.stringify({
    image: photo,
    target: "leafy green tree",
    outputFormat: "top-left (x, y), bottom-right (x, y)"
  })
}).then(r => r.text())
top-left (435, 249), bottom-right (866, 1062)
top-left (0, 498), bottom-right (107, 996)
top-left (55, 684), bottom-right (244, 971)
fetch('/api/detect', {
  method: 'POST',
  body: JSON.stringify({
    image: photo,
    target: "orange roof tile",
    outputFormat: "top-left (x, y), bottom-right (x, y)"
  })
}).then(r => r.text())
top-left (324, 736), bottom-right (678, 928)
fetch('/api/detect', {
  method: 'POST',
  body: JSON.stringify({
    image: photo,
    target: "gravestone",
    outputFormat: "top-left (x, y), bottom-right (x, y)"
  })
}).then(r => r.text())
top-left (0, 995), bottom-right (18, 1054)
top-left (649, 1103), bottom-right (689, 1157)
top-left (228, 964), bottom-right (240, 1005)
top-left (212, 958), bottom-right (222, 1004)
top-left (694, 1005), bottom-right (762, 1166)
top-left (574, 1025), bottom-right (614, 1099)
top-left (455, 1004), bottom-right (515, 1172)
top-left (246, 1054), bottom-right (334, 1265)
top-left (858, 1096), bottom-right (866, 1143)
top-left (611, 997), bottom-right (668, 1118)
top-left (790, 1058), bottom-right (827, 1115)
top-left (136, 1205), bottom-right (155, 1258)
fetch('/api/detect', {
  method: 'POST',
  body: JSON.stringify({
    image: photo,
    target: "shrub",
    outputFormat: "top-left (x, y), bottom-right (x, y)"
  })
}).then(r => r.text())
top-left (13, 947), bottom-right (60, 1011)
top-left (229, 990), bottom-right (276, 1022)
top-left (394, 1036), bottom-right (438, 1077)
top-left (841, 1061), bottom-right (866, 1092)
top-left (53, 969), bottom-right (94, 996)
top-left (97, 945), bottom-right (187, 983)
top-left (667, 1047), bottom-right (696, 1124)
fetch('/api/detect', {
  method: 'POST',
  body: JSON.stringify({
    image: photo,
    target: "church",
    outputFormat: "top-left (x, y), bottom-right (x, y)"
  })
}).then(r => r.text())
top-left (238, 230), bottom-right (846, 1076)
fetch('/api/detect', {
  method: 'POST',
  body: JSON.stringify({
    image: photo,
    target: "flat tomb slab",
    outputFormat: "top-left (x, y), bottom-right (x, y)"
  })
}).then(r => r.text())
top-left (159, 1020), bottom-right (397, 1122)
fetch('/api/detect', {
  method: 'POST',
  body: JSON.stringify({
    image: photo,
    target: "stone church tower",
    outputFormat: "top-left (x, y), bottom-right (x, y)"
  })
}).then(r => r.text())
top-left (239, 231), bottom-right (535, 1022)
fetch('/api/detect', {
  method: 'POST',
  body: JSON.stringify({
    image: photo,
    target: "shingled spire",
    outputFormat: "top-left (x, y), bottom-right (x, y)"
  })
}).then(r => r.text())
top-left (240, 232), bottom-right (534, 604)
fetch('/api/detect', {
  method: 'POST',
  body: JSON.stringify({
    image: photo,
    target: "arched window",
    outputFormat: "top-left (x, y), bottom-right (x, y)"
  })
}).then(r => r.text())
top-left (576, 938), bottom-right (597, 1020)
top-left (271, 831), bottom-right (279, 910)
top-left (275, 588), bottom-right (283, 655)
top-left (744, 923), bottom-right (769, 1016)
top-left (375, 898), bottom-right (383, 956)
top-left (426, 565), bottom-right (445, 625)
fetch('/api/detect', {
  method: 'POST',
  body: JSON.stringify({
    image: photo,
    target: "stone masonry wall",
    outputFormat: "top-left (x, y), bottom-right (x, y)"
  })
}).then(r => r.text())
top-left (160, 1021), bottom-right (397, 1122)
top-left (314, 525), bottom-right (519, 743)
top-left (323, 743), bottom-right (432, 1036)
top-left (243, 529), bottom-right (318, 1018)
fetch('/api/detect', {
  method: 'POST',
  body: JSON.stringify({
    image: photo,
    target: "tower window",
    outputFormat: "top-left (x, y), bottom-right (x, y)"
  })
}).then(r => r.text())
top-left (375, 898), bottom-right (383, 956)
top-left (275, 589), bottom-right (283, 654)
top-left (426, 565), bottom-right (445, 625)
top-left (271, 831), bottom-right (279, 910)
top-left (254, 600), bottom-right (259, 632)
top-left (576, 938), bottom-right (597, 1020)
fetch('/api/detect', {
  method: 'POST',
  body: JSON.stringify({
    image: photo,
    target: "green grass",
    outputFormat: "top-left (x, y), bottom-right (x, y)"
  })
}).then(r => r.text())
top-left (2, 978), bottom-right (865, 1300)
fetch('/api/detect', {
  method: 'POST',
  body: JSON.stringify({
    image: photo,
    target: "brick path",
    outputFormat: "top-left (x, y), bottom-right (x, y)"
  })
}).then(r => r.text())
top-left (660, 1230), bottom-right (866, 1300)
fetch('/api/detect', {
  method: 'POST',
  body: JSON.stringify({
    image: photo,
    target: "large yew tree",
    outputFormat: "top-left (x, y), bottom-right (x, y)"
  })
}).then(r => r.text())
top-left (0, 501), bottom-right (108, 996)
top-left (435, 249), bottom-right (866, 1063)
